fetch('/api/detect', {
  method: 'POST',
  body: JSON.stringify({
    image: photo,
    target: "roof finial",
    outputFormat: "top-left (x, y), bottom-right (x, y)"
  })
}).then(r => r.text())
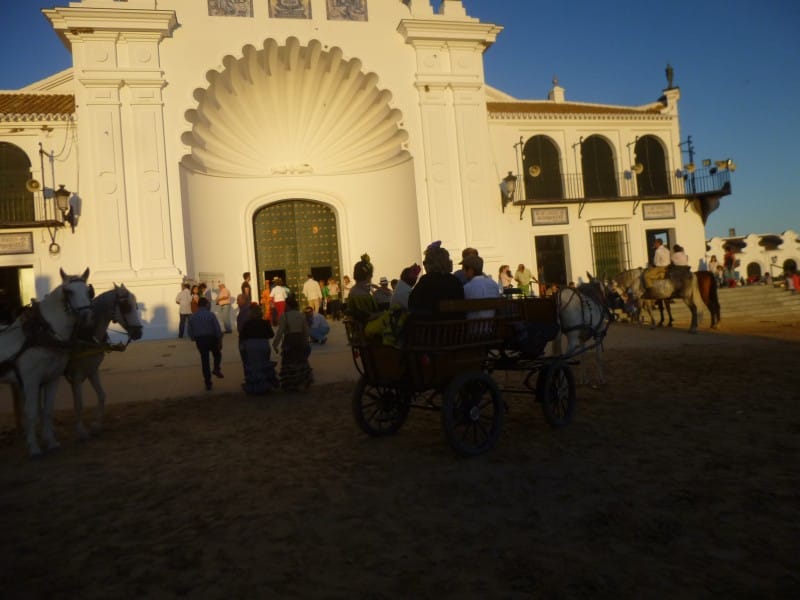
top-left (552, 74), bottom-right (559, 87)
top-left (665, 63), bottom-right (674, 89)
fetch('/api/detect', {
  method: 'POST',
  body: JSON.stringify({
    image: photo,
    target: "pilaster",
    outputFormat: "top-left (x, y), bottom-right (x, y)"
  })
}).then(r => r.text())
top-left (44, 5), bottom-right (179, 282)
top-left (400, 17), bottom-right (502, 251)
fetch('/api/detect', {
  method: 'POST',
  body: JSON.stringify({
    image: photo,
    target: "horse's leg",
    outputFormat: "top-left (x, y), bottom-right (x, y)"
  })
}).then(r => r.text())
top-left (594, 342), bottom-right (605, 385)
top-left (71, 376), bottom-right (89, 440)
top-left (12, 383), bottom-right (24, 432)
top-left (40, 379), bottom-right (61, 451)
top-left (643, 300), bottom-right (656, 328)
top-left (88, 369), bottom-right (107, 434)
top-left (665, 300), bottom-right (674, 327)
top-left (684, 297), bottom-right (698, 333)
top-left (22, 384), bottom-right (42, 457)
top-left (656, 300), bottom-right (665, 327)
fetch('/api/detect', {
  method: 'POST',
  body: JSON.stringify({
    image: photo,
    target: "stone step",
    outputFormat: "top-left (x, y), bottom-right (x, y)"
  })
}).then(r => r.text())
top-left (661, 285), bottom-right (800, 321)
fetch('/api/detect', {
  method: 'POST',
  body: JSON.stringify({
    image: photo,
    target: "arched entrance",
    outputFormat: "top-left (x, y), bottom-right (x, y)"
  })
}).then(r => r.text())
top-left (253, 200), bottom-right (341, 298)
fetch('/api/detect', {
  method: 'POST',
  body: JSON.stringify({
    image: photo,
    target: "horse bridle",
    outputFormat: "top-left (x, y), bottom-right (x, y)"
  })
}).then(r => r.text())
top-left (107, 289), bottom-right (139, 345)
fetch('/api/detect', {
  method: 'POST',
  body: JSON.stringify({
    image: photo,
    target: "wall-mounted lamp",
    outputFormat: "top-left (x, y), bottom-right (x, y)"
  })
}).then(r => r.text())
top-left (54, 184), bottom-right (77, 233)
top-left (500, 171), bottom-right (517, 212)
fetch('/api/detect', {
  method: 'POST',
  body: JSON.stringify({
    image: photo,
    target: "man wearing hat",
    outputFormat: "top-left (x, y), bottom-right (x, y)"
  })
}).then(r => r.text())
top-left (373, 276), bottom-right (393, 310)
top-left (462, 254), bottom-right (500, 319)
top-left (454, 247), bottom-right (479, 284)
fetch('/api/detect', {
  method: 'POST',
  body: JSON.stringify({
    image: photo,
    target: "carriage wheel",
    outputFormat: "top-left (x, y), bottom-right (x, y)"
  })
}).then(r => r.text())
top-left (442, 372), bottom-right (504, 456)
top-left (537, 362), bottom-right (576, 428)
top-left (352, 377), bottom-right (410, 437)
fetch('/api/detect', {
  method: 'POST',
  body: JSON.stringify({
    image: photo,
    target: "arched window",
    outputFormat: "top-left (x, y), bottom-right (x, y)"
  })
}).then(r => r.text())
top-left (0, 142), bottom-right (35, 223)
top-left (522, 135), bottom-right (563, 200)
top-left (581, 135), bottom-right (618, 198)
top-left (634, 135), bottom-right (669, 196)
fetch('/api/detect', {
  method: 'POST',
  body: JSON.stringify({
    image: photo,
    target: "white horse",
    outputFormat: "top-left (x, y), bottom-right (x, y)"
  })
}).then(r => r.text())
top-left (553, 279), bottom-right (614, 385)
top-left (67, 285), bottom-right (143, 439)
top-left (0, 268), bottom-right (94, 456)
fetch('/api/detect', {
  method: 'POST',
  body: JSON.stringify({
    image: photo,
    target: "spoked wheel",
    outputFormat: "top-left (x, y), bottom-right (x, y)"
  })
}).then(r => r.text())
top-left (442, 371), bottom-right (504, 456)
top-left (537, 362), bottom-right (576, 428)
top-left (352, 377), bottom-right (410, 437)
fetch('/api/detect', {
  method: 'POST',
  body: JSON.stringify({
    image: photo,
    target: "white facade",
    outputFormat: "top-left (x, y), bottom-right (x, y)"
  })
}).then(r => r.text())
top-left (0, 0), bottom-right (728, 337)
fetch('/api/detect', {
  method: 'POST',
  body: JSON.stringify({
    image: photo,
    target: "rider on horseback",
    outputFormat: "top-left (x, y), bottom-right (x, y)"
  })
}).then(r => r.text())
top-left (643, 238), bottom-right (671, 292)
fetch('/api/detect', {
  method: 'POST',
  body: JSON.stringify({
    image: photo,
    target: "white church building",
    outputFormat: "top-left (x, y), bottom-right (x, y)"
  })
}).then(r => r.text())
top-left (0, 0), bottom-right (733, 337)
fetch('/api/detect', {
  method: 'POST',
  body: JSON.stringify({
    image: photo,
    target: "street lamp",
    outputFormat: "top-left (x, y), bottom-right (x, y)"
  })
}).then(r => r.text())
top-left (54, 184), bottom-right (77, 233)
top-left (500, 171), bottom-right (517, 212)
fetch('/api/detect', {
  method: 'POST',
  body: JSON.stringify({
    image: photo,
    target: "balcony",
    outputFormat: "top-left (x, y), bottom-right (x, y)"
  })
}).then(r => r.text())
top-left (514, 165), bottom-right (732, 221)
top-left (0, 191), bottom-right (64, 229)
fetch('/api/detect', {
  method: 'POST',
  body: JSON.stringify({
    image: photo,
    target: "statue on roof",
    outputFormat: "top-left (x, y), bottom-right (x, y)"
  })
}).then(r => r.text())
top-left (665, 63), bottom-right (675, 89)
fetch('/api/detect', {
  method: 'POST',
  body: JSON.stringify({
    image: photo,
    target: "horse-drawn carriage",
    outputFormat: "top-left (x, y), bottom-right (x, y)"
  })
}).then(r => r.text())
top-left (345, 295), bottom-right (605, 456)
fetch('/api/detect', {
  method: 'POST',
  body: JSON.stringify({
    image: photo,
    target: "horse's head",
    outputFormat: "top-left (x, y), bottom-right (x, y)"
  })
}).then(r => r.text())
top-left (111, 284), bottom-right (143, 341)
top-left (59, 267), bottom-right (95, 334)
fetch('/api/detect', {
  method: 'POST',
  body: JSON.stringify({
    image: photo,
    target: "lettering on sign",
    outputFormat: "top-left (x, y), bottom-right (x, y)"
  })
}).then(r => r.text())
top-left (531, 207), bottom-right (569, 226)
top-left (642, 203), bottom-right (676, 220)
top-left (0, 232), bottom-right (34, 255)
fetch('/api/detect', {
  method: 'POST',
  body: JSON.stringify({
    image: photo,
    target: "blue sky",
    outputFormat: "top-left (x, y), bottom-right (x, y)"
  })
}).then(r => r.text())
top-left (1, 0), bottom-right (798, 239)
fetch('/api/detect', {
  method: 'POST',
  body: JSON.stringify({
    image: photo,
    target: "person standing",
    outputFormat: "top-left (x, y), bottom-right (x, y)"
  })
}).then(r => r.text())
top-left (498, 264), bottom-right (515, 292)
top-left (326, 278), bottom-right (341, 320)
top-left (341, 275), bottom-right (353, 314)
top-left (216, 282), bottom-right (232, 333)
top-left (302, 274), bottom-right (323, 314)
top-left (188, 297), bottom-right (224, 391)
top-left (515, 264), bottom-right (534, 296)
top-left (190, 285), bottom-right (201, 314)
top-left (175, 282), bottom-right (192, 338)
top-left (241, 272), bottom-right (252, 303)
top-left (273, 294), bottom-right (313, 391)
top-left (260, 283), bottom-right (272, 323)
top-left (270, 276), bottom-right (289, 319)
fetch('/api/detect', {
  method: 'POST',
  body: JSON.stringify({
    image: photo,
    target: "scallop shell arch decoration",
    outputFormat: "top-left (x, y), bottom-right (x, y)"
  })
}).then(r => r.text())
top-left (181, 37), bottom-right (411, 177)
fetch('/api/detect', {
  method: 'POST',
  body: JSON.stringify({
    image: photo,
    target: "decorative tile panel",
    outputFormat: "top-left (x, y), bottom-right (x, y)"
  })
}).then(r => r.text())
top-left (268, 0), bottom-right (311, 19)
top-left (326, 0), bottom-right (368, 21)
top-left (208, 0), bottom-right (253, 17)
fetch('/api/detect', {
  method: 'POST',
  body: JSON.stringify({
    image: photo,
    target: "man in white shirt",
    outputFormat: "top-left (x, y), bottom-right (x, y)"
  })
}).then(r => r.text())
top-left (644, 238), bottom-right (672, 289)
top-left (175, 282), bottom-right (192, 338)
top-left (462, 255), bottom-right (500, 319)
top-left (302, 274), bottom-right (322, 313)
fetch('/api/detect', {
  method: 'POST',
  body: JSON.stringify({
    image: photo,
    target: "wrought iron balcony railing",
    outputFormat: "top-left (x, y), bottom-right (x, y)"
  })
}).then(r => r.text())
top-left (0, 191), bottom-right (64, 228)
top-left (516, 167), bottom-right (732, 209)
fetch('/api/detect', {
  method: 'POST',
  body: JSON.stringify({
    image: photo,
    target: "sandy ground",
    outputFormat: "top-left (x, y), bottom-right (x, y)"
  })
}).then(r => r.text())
top-left (1, 322), bottom-right (798, 598)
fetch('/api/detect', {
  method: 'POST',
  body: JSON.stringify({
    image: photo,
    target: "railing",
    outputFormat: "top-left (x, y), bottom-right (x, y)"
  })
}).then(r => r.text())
top-left (0, 191), bottom-right (62, 227)
top-left (520, 167), bottom-right (732, 204)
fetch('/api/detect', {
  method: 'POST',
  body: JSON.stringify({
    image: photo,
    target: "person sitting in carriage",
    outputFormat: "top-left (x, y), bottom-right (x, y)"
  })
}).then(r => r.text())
top-left (345, 254), bottom-right (379, 323)
top-left (408, 241), bottom-right (464, 320)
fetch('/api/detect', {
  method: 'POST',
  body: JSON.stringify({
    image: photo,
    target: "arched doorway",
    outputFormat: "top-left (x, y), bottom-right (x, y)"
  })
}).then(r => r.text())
top-left (253, 200), bottom-right (341, 299)
top-left (634, 135), bottom-right (669, 196)
top-left (0, 142), bottom-right (35, 222)
top-left (523, 135), bottom-right (563, 201)
top-left (581, 135), bottom-right (618, 198)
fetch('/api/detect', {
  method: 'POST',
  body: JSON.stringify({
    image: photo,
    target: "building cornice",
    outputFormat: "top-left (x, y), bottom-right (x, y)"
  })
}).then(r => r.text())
top-left (43, 6), bottom-right (178, 48)
top-left (398, 19), bottom-right (503, 49)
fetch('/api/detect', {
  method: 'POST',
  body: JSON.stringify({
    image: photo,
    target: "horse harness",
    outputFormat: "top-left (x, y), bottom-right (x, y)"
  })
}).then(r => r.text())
top-left (0, 286), bottom-right (100, 390)
top-left (557, 286), bottom-right (613, 343)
